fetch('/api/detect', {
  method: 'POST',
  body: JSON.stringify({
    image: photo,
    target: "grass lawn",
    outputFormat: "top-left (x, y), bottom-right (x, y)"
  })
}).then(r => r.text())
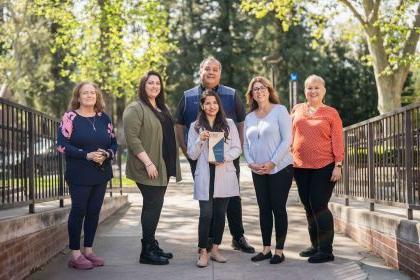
top-left (111, 176), bottom-right (137, 187)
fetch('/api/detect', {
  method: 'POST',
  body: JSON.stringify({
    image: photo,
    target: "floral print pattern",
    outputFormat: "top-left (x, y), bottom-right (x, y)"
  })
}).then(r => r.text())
top-left (107, 123), bottom-right (115, 138)
top-left (60, 111), bottom-right (76, 139)
top-left (57, 145), bottom-right (66, 154)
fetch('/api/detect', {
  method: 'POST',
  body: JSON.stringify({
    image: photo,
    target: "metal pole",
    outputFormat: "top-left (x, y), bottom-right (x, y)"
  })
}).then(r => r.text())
top-left (292, 81), bottom-right (297, 106)
top-left (28, 112), bottom-right (35, 213)
top-left (367, 122), bottom-right (375, 211)
top-left (344, 130), bottom-right (350, 206)
top-left (118, 147), bottom-right (123, 195)
top-left (289, 81), bottom-right (293, 110)
top-left (58, 152), bottom-right (64, 208)
top-left (404, 110), bottom-right (414, 220)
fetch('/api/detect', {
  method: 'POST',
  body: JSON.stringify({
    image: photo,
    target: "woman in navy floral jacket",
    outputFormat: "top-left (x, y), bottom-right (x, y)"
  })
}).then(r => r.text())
top-left (57, 82), bottom-right (117, 270)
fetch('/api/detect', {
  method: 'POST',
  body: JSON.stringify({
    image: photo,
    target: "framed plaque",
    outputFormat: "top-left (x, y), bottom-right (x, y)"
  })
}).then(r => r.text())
top-left (208, 132), bottom-right (224, 163)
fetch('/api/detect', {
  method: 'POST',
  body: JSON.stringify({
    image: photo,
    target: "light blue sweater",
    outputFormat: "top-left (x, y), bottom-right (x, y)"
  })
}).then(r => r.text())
top-left (243, 104), bottom-right (293, 174)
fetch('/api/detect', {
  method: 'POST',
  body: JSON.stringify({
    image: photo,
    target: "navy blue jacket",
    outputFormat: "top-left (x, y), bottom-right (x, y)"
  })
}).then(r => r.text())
top-left (175, 85), bottom-right (246, 146)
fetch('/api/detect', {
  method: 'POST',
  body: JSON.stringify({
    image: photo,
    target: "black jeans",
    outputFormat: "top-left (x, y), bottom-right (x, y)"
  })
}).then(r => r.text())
top-left (252, 165), bottom-right (293, 249)
top-left (294, 162), bottom-right (336, 254)
top-left (136, 183), bottom-right (167, 244)
top-left (198, 164), bottom-right (230, 248)
top-left (68, 182), bottom-right (107, 250)
top-left (189, 157), bottom-right (245, 241)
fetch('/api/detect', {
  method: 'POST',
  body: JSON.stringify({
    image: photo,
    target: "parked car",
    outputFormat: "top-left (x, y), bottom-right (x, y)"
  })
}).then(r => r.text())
top-left (0, 137), bottom-right (59, 179)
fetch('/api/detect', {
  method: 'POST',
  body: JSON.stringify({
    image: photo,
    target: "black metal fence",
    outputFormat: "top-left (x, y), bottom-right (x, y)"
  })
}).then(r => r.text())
top-left (335, 102), bottom-right (420, 219)
top-left (0, 98), bottom-right (122, 213)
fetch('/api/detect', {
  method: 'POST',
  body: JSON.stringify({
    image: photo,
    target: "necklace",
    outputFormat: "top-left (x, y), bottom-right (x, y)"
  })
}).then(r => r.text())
top-left (85, 115), bottom-right (97, 131)
top-left (305, 103), bottom-right (322, 116)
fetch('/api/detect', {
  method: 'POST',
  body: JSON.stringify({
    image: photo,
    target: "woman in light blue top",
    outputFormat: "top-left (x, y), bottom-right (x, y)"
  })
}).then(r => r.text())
top-left (243, 76), bottom-right (293, 264)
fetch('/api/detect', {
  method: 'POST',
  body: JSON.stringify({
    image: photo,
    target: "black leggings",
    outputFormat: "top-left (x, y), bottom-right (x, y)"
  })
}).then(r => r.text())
top-left (198, 164), bottom-right (230, 248)
top-left (68, 183), bottom-right (107, 250)
top-left (189, 158), bottom-right (245, 241)
top-left (252, 165), bottom-right (293, 249)
top-left (136, 183), bottom-right (167, 244)
top-left (294, 162), bottom-right (336, 253)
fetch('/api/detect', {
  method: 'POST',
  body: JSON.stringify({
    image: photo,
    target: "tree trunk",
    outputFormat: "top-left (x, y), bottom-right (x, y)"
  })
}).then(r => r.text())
top-left (374, 72), bottom-right (405, 114)
top-left (365, 26), bottom-right (403, 114)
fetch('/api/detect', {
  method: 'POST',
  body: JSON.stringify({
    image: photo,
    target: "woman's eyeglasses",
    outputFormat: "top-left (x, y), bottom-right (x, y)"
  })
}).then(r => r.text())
top-left (252, 86), bottom-right (266, 93)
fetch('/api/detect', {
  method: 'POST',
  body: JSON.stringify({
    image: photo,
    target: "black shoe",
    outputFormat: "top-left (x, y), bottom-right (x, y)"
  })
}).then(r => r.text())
top-left (270, 253), bottom-right (285, 264)
top-left (251, 251), bottom-right (272, 262)
top-left (139, 240), bottom-right (169, 265)
top-left (232, 237), bottom-right (255, 253)
top-left (153, 240), bottom-right (173, 259)
top-left (308, 252), bottom-right (334, 263)
top-left (299, 246), bottom-right (317, 257)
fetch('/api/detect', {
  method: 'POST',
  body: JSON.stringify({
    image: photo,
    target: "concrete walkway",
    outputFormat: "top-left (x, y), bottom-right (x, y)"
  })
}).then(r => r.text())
top-left (29, 161), bottom-right (410, 280)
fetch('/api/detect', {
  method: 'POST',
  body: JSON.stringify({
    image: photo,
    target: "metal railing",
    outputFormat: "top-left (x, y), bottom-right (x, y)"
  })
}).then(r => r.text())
top-left (0, 98), bottom-right (122, 213)
top-left (335, 102), bottom-right (420, 219)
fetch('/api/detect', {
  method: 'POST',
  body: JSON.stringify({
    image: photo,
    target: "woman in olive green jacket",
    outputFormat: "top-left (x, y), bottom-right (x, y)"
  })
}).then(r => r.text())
top-left (123, 70), bottom-right (181, 266)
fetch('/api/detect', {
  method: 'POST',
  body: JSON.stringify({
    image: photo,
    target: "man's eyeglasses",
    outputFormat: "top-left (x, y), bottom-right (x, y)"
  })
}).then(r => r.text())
top-left (252, 86), bottom-right (266, 93)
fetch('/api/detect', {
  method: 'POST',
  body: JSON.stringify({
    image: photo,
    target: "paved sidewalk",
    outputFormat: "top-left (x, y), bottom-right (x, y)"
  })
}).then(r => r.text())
top-left (29, 161), bottom-right (410, 280)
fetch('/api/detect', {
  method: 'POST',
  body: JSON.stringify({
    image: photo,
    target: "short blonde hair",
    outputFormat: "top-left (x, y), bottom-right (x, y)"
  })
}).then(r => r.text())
top-left (69, 82), bottom-right (105, 112)
top-left (304, 75), bottom-right (325, 88)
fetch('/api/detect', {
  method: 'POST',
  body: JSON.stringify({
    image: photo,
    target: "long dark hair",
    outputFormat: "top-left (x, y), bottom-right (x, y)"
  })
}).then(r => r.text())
top-left (137, 70), bottom-right (173, 122)
top-left (194, 90), bottom-right (230, 140)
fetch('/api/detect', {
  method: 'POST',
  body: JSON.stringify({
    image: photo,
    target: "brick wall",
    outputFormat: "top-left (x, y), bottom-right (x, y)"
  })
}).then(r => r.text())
top-left (0, 195), bottom-right (128, 280)
top-left (332, 203), bottom-right (420, 280)
top-left (0, 224), bottom-right (68, 280)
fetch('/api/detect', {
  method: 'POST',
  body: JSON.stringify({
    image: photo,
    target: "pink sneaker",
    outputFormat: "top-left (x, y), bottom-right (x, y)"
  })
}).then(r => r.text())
top-left (83, 253), bottom-right (105, 267)
top-left (68, 254), bottom-right (93, 270)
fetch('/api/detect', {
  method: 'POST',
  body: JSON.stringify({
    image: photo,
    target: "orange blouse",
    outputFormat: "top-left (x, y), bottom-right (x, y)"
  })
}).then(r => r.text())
top-left (291, 103), bottom-right (344, 169)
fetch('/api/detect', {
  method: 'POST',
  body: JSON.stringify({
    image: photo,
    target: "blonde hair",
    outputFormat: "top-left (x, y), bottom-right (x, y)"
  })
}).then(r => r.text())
top-left (245, 76), bottom-right (280, 112)
top-left (304, 75), bottom-right (325, 88)
top-left (69, 82), bottom-right (105, 112)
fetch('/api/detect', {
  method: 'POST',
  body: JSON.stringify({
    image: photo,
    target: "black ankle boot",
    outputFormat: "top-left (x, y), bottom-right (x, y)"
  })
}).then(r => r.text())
top-left (153, 240), bottom-right (173, 259)
top-left (308, 252), bottom-right (334, 263)
top-left (140, 240), bottom-right (169, 265)
top-left (299, 246), bottom-right (317, 257)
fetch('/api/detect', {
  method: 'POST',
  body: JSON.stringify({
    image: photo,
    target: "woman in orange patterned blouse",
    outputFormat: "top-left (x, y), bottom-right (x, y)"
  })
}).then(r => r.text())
top-left (291, 74), bottom-right (344, 263)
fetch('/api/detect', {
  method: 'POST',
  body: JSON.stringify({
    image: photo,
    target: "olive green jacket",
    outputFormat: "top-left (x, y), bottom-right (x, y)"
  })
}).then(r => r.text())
top-left (123, 100), bottom-right (182, 186)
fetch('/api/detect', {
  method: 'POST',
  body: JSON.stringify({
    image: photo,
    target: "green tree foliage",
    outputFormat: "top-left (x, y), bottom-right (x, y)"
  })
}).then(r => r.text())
top-left (241, 0), bottom-right (420, 114)
top-left (0, 0), bottom-right (55, 112)
top-left (164, 0), bottom-right (262, 107)
top-left (1, 0), bottom-right (173, 120)
top-left (165, 1), bottom-right (377, 125)
top-left (253, 21), bottom-right (378, 125)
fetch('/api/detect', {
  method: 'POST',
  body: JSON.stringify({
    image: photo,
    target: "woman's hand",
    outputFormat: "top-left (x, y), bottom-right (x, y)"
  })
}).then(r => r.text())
top-left (145, 163), bottom-right (159, 179)
top-left (96, 149), bottom-right (109, 165)
top-left (330, 167), bottom-right (342, 182)
top-left (87, 151), bottom-right (106, 165)
top-left (249, 163), bottom-right (263, 174)
top-left (199, 130), bottom-right (210, 142)
top-left (260, 162), bottom-right (275, 174)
